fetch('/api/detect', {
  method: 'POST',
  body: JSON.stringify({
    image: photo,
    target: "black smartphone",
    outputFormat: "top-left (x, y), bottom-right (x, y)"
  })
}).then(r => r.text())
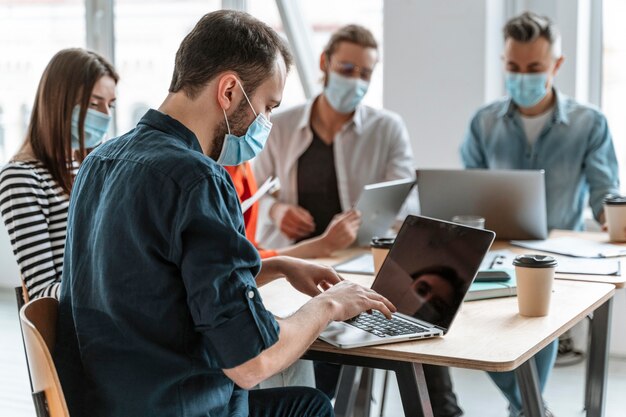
top-left (475, 270), bottom-right (511, 282)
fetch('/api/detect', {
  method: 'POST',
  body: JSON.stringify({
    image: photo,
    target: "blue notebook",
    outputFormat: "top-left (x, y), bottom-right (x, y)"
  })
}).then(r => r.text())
top-left (465, 269), bottom-right (517, 302)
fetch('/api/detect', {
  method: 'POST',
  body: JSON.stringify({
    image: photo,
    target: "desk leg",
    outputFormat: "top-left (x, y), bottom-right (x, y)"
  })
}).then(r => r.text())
top-left (584, 314), bottom-right (592, 412)
top-left (302, 351), bottom-right (434, 417)
top-left (585, 298), bottom-right (612, 417)
top-left (334, 366), bottom-right (361, 417)
top-left (353, 367), bottom-right (374, 417)
top-left (516, 357), bottom-right (545, 417)
top-left (395, 362), bottom-right (433, 417)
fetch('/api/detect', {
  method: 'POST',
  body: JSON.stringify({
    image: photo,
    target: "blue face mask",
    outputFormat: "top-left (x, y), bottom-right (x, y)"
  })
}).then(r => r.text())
top-left (324, 72), bottom-right (369, 114)
top-left (216, 81), bottom-right (273, 166)
top-left (71, 105), bottom-right (111, 149)
top-left (505, 72), bottom-right (549, 109)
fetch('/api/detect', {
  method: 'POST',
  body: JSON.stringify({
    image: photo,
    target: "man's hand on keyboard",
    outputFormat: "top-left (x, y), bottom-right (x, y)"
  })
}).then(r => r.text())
top-left (315, 280), bottom-right (396, 322)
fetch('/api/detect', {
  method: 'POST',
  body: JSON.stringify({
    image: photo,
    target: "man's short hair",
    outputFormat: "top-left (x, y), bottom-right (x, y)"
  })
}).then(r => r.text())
top-left (503, 11), bottom-right (562, 58)
top-left (169, 10), bottom-right (293, 99)
top-left (323, 24), bottom-right (378, 58)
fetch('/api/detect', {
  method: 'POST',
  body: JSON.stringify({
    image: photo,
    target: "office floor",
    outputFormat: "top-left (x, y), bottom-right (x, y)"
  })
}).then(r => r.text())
top-left (2, 287), bottom-right (625, 417)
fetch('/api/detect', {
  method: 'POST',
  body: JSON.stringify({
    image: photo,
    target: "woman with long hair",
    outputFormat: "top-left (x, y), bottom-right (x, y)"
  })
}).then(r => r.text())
top-left (0, 48), bottom-right (118, 299)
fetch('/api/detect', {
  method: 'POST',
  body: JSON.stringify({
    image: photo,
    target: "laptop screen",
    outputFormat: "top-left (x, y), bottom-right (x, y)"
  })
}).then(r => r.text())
top-left (371, 215), bottom-right (494, 332)
top-left (416, 169), bottom-right (547, 240)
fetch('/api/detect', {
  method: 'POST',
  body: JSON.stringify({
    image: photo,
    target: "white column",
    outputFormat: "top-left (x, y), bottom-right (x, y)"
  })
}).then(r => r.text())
top-left (85, 0), bottom-right (115, 63)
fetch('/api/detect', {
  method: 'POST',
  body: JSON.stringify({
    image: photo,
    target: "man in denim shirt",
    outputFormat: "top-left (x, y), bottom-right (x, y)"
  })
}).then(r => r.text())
top-left (460, 12), bottom-right (619, 417)
top-left (54, 11), bottom-right (395, 417)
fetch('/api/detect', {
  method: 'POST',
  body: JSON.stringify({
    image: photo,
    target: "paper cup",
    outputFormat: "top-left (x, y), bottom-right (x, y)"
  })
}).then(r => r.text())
top-left (370, 237), bottom-right (394, 275)
top-left (604, 196), bottom-right (626, 242)
top-left (513, 254), bottom-right (557, 317)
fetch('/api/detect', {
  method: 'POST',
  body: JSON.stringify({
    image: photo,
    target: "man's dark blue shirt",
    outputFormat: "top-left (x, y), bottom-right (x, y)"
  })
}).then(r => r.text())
top-left (54, 109), bottom-right (279, 417)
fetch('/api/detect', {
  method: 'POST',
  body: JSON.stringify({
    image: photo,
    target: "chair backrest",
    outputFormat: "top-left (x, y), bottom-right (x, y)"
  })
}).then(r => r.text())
top-left (15, 286), bottom-right (34, 393)
top-left (19, 297), bottom-right (69, 417)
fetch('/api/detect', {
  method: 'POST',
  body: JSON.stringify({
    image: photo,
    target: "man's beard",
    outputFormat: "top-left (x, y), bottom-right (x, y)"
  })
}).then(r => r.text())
top-left (209, 99), bottom-right (252, 162)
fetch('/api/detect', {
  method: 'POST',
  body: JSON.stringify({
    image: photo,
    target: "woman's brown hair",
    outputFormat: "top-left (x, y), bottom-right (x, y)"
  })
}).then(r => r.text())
top-left (17, 48), bottom-right (119, 194)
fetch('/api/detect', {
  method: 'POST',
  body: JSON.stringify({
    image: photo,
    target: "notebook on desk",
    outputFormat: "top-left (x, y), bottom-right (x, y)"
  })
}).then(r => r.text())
top-left (465, 269), bottom-right (517, 301)
top-left (319, 215), bottom-right (495, 349)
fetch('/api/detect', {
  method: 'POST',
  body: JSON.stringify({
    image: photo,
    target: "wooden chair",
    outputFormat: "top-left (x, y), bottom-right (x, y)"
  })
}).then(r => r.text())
top-left (19, 297), bottom-right (70, 417)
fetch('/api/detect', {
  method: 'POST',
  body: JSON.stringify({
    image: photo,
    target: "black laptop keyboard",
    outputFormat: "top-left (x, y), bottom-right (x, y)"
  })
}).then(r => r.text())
top-left (345, 311), bottom-right (429, 338)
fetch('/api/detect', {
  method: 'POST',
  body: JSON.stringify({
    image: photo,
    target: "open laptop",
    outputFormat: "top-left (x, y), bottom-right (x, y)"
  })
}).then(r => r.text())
top-left (319, 215), bottom-right (495, 349)
top-left (354, 178), bottom-right (415, 246)
top-left (416, 169), bottom-right (548, 240)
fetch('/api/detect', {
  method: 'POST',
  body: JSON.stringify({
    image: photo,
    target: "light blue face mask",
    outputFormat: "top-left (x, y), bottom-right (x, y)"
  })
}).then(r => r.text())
top-left (505, 72), bottom-right (549, 109)
top-left (70, 105), bottom-right (111, 149)
top-left (324, 72), bottom-right (369, 114)
top-left (216, 81), bottom-right (273, 166)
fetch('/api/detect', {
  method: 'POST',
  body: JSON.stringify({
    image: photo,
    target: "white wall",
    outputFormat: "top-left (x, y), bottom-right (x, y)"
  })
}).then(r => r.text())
top-left (383, 0), bottom-right (505, 169)
top-left (383, 0), bottom-right (626, 356)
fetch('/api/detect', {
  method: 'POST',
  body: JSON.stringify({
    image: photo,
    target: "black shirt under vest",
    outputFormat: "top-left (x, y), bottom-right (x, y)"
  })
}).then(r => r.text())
top-left (296, 127), bottom-right (343, 240)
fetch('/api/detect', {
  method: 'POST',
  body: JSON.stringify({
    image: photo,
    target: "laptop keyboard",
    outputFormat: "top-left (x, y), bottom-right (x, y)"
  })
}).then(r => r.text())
top-left (345, 311), bottom-right (429, 338)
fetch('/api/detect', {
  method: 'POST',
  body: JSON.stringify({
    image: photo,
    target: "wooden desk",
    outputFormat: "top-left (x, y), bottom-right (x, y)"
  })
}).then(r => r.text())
top-left (492, 229), bottom-right (625, 414)
top-left (260, 276), bottom-right (615, 417)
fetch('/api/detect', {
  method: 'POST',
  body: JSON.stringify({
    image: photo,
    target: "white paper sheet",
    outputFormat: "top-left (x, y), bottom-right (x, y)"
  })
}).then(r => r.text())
top-left (511, 237), bottom-right (626, 258)
top-left (241, 176), bottom-right (279, 213)
top-left (333, 253), bottom-right (375, 275)
top-left (481, 249), bottom-right (621, 276)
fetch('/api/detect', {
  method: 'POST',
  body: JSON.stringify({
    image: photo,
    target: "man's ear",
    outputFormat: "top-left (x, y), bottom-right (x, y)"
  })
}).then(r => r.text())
top-left (216, 73), bottom-right (240, 112)
top-left (319, 52), bottom-right (328, 72)
top-left (552, 56), bottom-right (565, 76)
top-left (320, 52), bottom-right (330, 85)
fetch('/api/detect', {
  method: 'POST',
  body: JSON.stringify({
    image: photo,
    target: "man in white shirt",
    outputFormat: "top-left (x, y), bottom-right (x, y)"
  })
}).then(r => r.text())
top-left (254, 25), bottom-right (462, 417)
top-left (253, 24), bottom-right (414, 251)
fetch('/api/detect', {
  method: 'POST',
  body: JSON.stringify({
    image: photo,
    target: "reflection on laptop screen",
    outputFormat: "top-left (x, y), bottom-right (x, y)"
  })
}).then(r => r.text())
top-left (371, 215), bottom-right (494, 332)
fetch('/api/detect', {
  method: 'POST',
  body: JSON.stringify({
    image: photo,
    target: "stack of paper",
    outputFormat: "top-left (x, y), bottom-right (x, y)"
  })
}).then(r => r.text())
top-left (511, 237), bottom-right (626, 258)
top-left (481, 249), bottom-right (621, 276)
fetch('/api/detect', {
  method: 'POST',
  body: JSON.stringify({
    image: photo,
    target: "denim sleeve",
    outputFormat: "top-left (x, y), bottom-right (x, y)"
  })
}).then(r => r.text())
top-left (174, 174), bottom-right (279, 369)
top-left (583, 113), bottom-right (621, 221)
top-left (460, 113), bottom-right (488, 169)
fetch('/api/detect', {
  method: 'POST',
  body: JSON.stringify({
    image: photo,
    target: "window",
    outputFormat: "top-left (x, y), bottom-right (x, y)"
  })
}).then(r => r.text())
top-left (299, 0), bottom-right (383, 108)
top-left (603, 0), bottom-right (626, 189)
top-left (0, 106), bottom-right (5, 161)
top-left (0, 0), bottom-right (85, 163)
top-left (247, 1), bottom-right (306, 109)
top-left (249, 0), bottom-right (384, 109)
top-left (113, 0), bottom-right (220, 135)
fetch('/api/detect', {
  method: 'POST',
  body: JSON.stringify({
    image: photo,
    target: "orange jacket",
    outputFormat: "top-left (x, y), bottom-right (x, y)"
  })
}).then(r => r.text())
top-left (224, 163), bottom-right (278, 259)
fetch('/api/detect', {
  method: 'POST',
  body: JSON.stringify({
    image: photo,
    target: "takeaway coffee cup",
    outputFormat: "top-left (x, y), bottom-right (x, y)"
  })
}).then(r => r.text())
top-left (451, 215), bottom-right (485, 229)
top-left (513, 254), bottom-right (557, 317)
top-left (604, 195), bottom-right (626, 242)
top-left (370, 237), bottom-right (394, 275)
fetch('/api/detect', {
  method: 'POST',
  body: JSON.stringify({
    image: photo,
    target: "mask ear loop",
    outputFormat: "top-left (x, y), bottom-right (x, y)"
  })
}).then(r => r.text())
top-left (222, 108), bottom-right (231, 135)
top-left (237, 80), bottom-right (258, 117)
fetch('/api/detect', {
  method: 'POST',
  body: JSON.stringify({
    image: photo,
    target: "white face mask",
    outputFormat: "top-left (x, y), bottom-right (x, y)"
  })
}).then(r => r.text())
top-left (70, 106), bottom-right (111, 149)
top-left (216, 81), bottom-right (273, 166)
top-left (323, 72), bottom-right (369, 113)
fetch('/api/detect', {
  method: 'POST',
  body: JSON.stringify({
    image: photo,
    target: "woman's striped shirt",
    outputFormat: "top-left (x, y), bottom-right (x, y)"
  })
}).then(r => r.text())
top-left (0, 160), bottom-right (76, 299)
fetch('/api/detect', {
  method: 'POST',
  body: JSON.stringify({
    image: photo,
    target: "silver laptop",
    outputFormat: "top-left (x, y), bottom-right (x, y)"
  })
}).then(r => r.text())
top-left (319, 215), bottom-right (495, 349)
top-left (416, 169), bottom-right (548, 240)
top-left (354, 178), bottom-right (415, 246)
